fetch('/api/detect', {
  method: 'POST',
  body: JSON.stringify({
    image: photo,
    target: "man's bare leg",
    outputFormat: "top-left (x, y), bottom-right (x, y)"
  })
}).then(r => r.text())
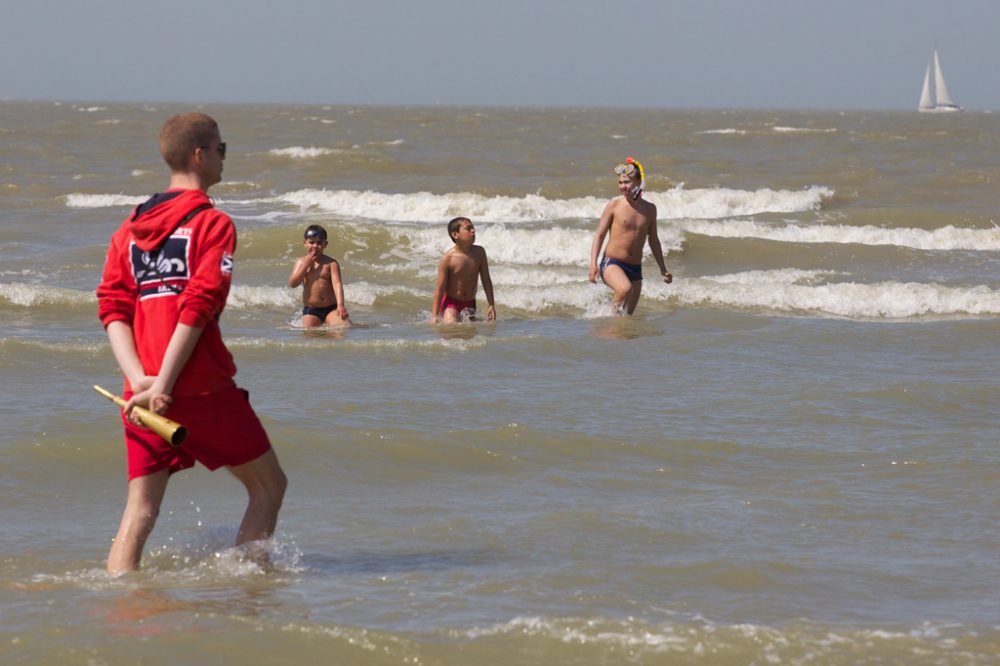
top-left (300, 313), bottom-right (323, 328)
top-left (601, 265), bottom-right (633, 315)
top-left (227, 448), bottom-right (287, 548)
top-left (625, 279), bottom-right (643, 315)
top-left (107, 469), bottom-right (170, 575)
top-left (324, 311), bottom-right (351, 327)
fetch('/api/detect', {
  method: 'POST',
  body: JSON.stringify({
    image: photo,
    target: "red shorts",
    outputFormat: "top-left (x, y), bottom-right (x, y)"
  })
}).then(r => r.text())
top-left (440, 294), bottom-right (475, 314)
top-left (121, 386), bottom-right (272, 481)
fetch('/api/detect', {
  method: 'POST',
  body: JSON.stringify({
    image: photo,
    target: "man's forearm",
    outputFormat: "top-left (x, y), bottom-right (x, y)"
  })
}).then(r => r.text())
top-left (106, 320), bottom-right (146, 386)
top-left (155, 323), bottom-right (205, 394)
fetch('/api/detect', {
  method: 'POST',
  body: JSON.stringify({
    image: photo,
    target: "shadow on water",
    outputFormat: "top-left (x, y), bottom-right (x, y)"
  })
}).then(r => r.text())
top-left (301, 548), bottom-right (497, 575)
top-left (589, 316), bottom-right (664, 340)
top-left (299, 325), bottom-right (351, 340)
top-left (433, 320), bottom-right (496, 341)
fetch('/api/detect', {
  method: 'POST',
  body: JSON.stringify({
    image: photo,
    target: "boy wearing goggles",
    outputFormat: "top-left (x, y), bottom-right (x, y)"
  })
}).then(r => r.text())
top-left (288, 224), bottom-right (351, 327)
top-left (588, 157), bottom-right (672, 314)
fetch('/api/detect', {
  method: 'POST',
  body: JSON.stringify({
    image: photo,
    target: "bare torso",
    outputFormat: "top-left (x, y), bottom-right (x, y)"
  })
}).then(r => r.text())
top-left (442, 245), bottom-right (486, 300)
top-left (300, 255), bottom-right (339, 307)
top-left (604, 196), bottom-right (657, 264)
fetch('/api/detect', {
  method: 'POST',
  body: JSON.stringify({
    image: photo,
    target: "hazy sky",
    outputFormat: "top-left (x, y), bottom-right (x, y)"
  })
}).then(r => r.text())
top-left (3, 0), bottom-right (997, 110)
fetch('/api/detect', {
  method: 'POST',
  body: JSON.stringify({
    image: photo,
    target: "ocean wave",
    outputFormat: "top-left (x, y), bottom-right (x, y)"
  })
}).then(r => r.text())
top-left (490, 269), bottom-right (1000, 319)
top-left (654, 186), bottom-right (833, 219)
top-left (64, 193), bottom-right (145, 208)
top-left (402, 226), bottom-right (601, 265)
top-left (773, 126), bottom-right (838, 133)
top-left (266, 185), bottom-right (833, 223)
top-left (7, 269), bottom-right (995, 320)
top-left (0, 283), bottom-right (95, 307)
top-left (62, 186), bottom-right (832, 218)
top-left (377, 222), bottom-right (682, 267)
top-left (227, 285), bottom-right (298, 310)
top-left (455, 615), bottom-right (993, 663)
top-left (681, 219), bottom-right (1000, 251)
top-left (657, 270), bottom-right (1000, 319)
top-left (226, 334), bottom-right (531, 352)
top-left (227, 282), bottom-right (427, 310)
top-left (697, 128), bottom-right (748, 135)
top-left (268, 146), bottom-right (344, 158)
top-left (0, 338), bottom-right (105, 355)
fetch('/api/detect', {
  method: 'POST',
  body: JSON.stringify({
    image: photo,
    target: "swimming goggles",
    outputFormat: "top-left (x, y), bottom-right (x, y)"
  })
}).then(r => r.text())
top-left (304, 230), bottom-right (327, 240)
top-left (614, 157), bottom-right (646, 194)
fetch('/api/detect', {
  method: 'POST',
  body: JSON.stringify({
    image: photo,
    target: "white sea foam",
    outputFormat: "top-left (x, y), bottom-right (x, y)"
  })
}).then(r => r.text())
top-left (681, 219), bottom-right (1000, 251)
top-left (697, 128), bottom-right (748, 135)
top-left (267, 186), bottom-right (833, 223)
top-left (227, 285), bottom-right (298, 310)
top-left (651, 186), bottom-right (833, 219)
top-left (226, 334), bottom-right (517, 352)
top-left (65, 193), bottom-right (145, 208)
top-left (62, 186), bottom-right (832, 218)
top-left (227, 282), bottom-right (428, 310)
top-left (773, 126), bottom-right (838, 133)
top-left (646, 270), bottom-right (1000, 319)
top-left (268, 146), bottom-right (343, 158)
top-left (0, 283), bottom-right (95, 307)
top-left (75, 106), bottom-right (106, 113)
top-left (483, 269), bottom-right (1000, 319)
top-left (130, 169), bottom-right (151, 177)
top-left (376, 222), bottom-right (681, 269)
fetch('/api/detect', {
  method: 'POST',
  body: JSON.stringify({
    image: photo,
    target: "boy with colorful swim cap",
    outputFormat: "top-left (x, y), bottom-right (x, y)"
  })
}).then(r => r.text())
top-left (588, 157), bottom-right (672, 314)
top-left (432, 217), bottom-right (496, 323)
top-left (288, 224), bottom-right (350, 327)
top-left (96, 113), bottom-right (287, 574)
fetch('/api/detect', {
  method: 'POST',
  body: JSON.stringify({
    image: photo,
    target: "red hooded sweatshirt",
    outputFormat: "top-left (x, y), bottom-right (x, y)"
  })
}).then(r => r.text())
top-left (97, 189), bottom-right (238, 398)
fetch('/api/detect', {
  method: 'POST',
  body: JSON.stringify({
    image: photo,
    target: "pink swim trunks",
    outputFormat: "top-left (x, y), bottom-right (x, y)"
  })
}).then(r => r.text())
top-left (439, 294), bottom-right (475, 314)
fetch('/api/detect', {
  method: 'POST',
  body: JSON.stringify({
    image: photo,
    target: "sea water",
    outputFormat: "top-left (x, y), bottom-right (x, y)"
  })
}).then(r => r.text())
top-left (0, 102), bottom-right (997, 664)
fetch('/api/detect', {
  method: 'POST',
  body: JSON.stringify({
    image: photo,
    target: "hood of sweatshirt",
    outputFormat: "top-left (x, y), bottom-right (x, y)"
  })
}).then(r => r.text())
top-left (129, 189), bottom-right (213, 252)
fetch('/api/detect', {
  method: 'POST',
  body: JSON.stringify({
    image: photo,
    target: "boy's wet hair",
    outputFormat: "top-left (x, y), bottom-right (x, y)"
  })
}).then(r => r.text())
top-left (304, 224), bottom-right (327, 241)
top-left (448, 217), bottom-right (471, 243)
top-left (160, 113), bottom-right (220, 173)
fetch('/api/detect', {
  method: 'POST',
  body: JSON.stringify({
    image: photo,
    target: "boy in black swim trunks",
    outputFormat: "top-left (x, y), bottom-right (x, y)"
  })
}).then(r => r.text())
top-left (288, 224), bottom-right (350, 326)
top-left (588, 157), bottom-right (672, 315)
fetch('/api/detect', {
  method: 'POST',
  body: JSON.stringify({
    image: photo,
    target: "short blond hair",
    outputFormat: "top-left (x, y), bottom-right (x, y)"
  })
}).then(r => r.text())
top-left (159, 113), bottom-right (219, 172)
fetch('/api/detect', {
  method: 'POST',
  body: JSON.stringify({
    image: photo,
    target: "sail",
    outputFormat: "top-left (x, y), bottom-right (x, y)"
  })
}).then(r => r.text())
top-left (932, 50), bottom-right (955, 106)
top-left (918, 64), bottom-right (934, 109)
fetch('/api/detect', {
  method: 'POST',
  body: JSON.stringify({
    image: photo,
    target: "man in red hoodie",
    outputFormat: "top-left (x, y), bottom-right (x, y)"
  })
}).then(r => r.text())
top-left (97, 113), bottom-right (287, 575)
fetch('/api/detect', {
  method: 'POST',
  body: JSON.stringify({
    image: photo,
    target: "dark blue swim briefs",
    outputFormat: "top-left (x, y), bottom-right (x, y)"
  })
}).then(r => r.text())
top-left (302, 304), bottom-right (337, 320)
top-left (600, 256), bottom-right (643, 282)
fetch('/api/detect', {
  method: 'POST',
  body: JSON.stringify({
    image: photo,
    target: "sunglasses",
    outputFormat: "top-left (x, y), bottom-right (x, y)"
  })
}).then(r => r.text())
top-left (614, 163), bottom-right (639, 176)
top-left (199, 142), bottom-right (227, 158)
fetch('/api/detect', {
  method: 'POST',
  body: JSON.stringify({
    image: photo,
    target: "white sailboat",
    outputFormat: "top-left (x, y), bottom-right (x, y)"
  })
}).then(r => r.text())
top-left (918, 49), bottom-right (962, 112)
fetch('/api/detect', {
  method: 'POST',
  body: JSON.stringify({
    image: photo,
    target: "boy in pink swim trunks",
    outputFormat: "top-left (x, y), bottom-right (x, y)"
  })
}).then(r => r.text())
top-left (431, 217), bottom-right (496, 323)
